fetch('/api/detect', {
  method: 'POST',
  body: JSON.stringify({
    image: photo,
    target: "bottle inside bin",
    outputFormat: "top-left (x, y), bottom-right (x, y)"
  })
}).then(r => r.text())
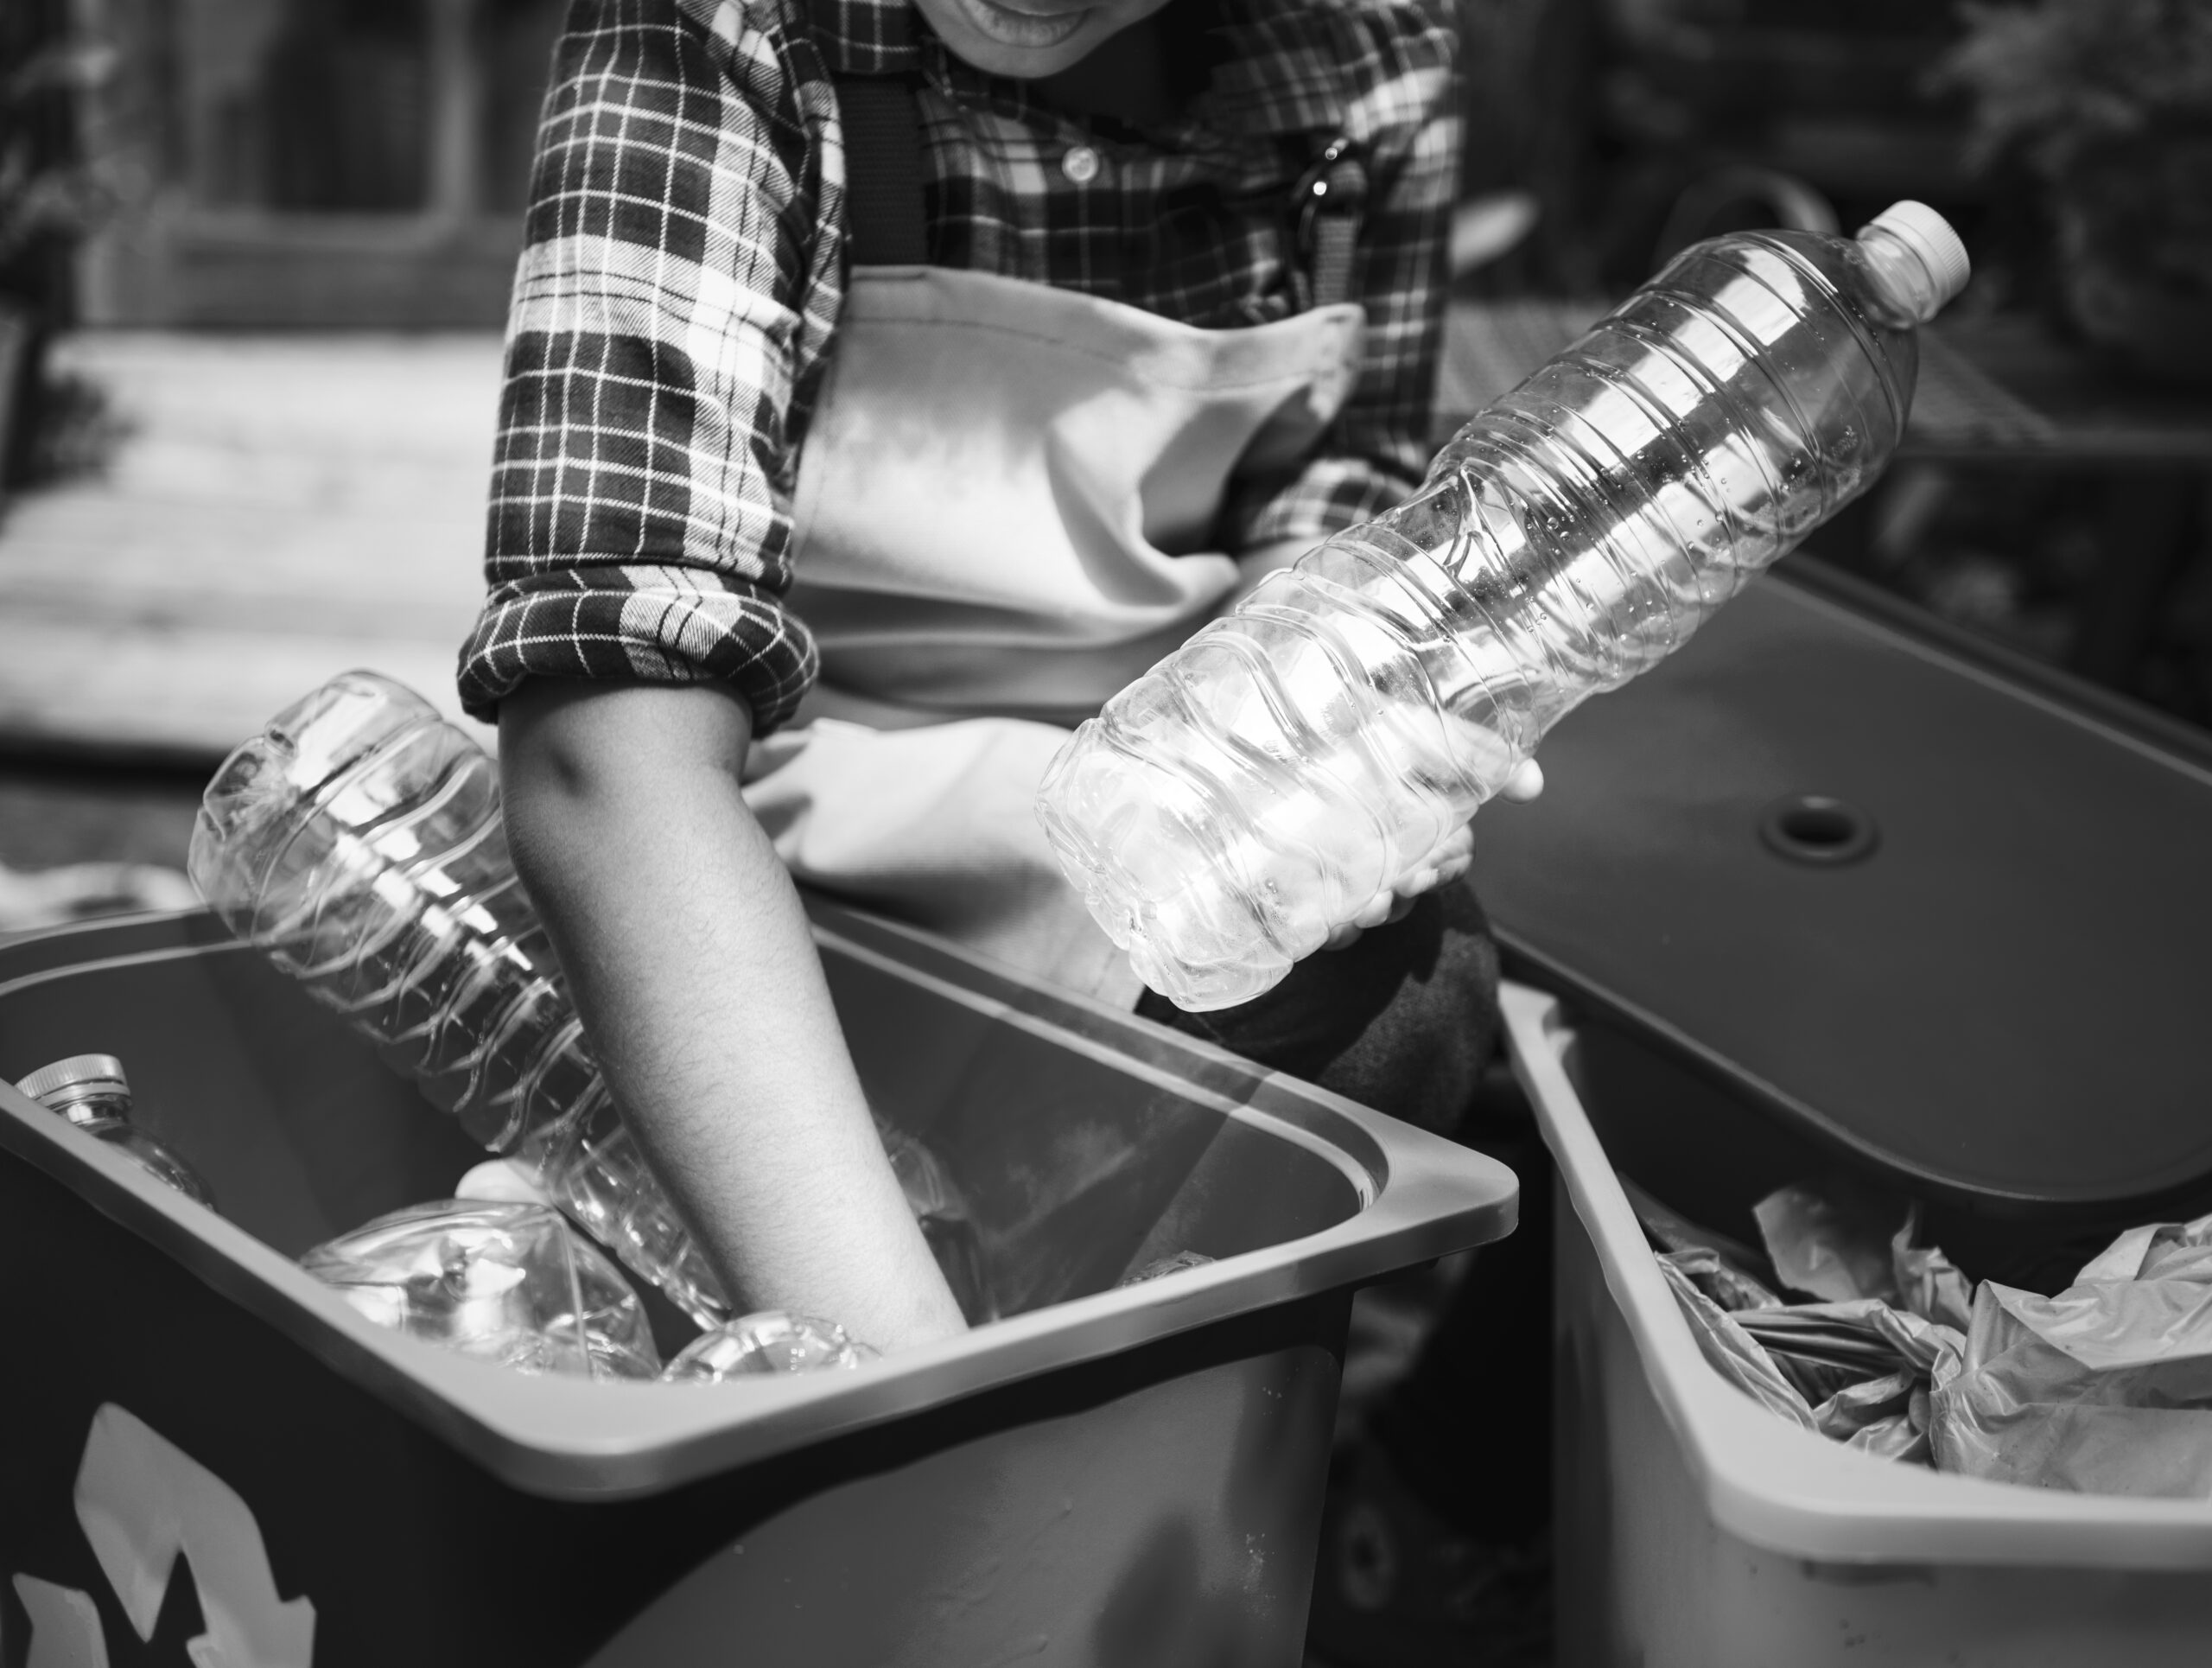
top-left (302, 1200), bottom-right (663, 1381)
top-left (664, 1309), bottom-right (879, 1382)
top-left (1036, 202), bottom-right (1972, 1011)
top-left (187, 674), bottom-right (995, 1330)
top-left (186, 675), bottom-right (731, 1324)
top-left (880, 1119), bottom-right (996, 1324)
top-left (16, 1054), bottom-right (216, 1208)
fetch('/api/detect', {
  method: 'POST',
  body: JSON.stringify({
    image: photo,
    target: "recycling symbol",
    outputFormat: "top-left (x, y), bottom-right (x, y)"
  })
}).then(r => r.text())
top-left (10, 1404), bottom-right (315, 1667)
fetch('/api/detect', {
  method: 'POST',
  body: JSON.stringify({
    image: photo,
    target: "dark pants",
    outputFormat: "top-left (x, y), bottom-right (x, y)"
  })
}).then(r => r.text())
top-left (1134, 880), bottom-right (1503, 1136)
top-left (1138, 881), bottom-right (1554, 1542)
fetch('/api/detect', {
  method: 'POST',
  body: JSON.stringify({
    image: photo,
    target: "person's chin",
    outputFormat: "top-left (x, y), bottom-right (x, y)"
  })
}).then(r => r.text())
top-left (934, 0), bottom-right (1107, 77)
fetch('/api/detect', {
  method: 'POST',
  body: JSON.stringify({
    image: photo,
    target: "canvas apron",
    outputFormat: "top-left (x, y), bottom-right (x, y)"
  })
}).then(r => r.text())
top-left (741, 259), bottom-right (1363, 1007)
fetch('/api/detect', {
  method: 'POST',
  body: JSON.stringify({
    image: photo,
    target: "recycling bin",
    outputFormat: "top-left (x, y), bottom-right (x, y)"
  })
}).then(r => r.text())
top-left (1476, 563), bottom-right (2212, 1228)
top-left (1502, 984), bottom-right (2212, 1668)
top-left (0, 901), bottom-right (1516, 1668)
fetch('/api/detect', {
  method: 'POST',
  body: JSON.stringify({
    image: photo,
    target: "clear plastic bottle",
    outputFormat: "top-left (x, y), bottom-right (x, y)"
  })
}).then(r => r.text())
top-left (662, 1309), bottom-right (878, 1382)
top-left (17, 1054), bottom-right (217, 1207)
top-left (302, 1200), bottom-right (662, 1381)
top-left (189, 673), bottom-right (990, 1330)
top-left (1037, 203), bottom-right (1971, 1010)
top-left (188, 672), bottom-right (733, 1325)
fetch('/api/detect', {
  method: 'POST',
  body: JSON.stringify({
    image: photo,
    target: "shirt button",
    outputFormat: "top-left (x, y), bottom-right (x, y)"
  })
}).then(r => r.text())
top-left (1061, 145), bottom-right (1101, 185)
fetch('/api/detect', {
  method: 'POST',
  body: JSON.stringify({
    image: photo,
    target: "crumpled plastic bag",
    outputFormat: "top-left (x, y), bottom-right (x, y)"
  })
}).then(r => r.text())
top-left (1655, 1187), bottom-right (2212, 1491)
top-left (1736, 1300), bottom-right (1954, 1376)
top-left (1749, 1300), bottom-right (1961, 1462)
top-left (1657, 1254), bottom-right (1963, 1462)
top-left (1626, 1176), bottom-right (1772, 1276)
top-left (1929, 1211), bottom-right (2212, 1496)
top-left (1650, 1185), bottom-right (1972, 1467)
top-left (1755, 1182), bottom-right (1899, 1305)
top-left (1893, 1213), bottom-right (1975, 1334)
top-left (1816, 1374), bottom-right (1931, 1463)
top-left (1660, 1243), bottom-right (1784, 1314)
top-left (1753, 1183), bottom-right (1974, 1331)
top-left (1657, 1257), bottom-right (1818, 1433)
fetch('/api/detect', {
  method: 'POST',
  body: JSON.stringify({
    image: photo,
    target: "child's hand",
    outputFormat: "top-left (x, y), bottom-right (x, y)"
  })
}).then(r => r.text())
top-left (1323, 758), bottom-right (1545, 951)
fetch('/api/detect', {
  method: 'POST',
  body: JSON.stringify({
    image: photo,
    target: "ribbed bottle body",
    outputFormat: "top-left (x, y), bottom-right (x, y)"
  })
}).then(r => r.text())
top-left (188, 672), bottom-right (731, 1325)
top-left (1402, 230), bottom-right (1914, 693)
top-left (1039, 226), bottom-right (1933, 1011)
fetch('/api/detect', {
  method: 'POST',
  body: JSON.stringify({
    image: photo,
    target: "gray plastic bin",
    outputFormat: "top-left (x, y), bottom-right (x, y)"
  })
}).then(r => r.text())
top-left (1503, 983), bottom-right (2212, 1668)
top-left (0, 902), bottom-right (1516, 1668)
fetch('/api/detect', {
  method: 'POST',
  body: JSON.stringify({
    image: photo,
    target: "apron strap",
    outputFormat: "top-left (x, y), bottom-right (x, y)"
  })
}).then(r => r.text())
top-left (833, 74), bottom-right (930, 266)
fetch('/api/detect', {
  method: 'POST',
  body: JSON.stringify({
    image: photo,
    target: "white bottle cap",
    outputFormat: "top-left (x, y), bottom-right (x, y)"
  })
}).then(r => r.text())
top-left (17, 1053), bottom-right (130, 1106)
top-left (1866, 201), bottom-right (1971, 311)
top-left (454, 1156), bottom-right (554, 1206)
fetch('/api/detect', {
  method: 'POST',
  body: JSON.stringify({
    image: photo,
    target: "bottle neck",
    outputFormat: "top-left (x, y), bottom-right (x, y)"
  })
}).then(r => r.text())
top-left (40, 1085), bottom-right (135, 1128)
top-left (1855, 225), bottom-right (1944, 326)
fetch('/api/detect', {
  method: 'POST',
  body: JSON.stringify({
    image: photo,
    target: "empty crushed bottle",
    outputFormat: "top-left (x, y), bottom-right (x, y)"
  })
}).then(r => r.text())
top-left (303, 1200), bottom-right (660, 1381)
top-left (17, 1054), bottom-right (216, 1208)
top-left (879, 1118), bottom-right (996, 1323)
top-left (1120, 1250), bottom-right (1216, 1286)
top-left (188, 672), bottom-right (732, 1326)
top-left (1038, 203), bottom-right (1972, 1009)
top-left (190, 673), bottom-right (1005, 1329)
top-left (663, 1310), bottom-right (878, 1382)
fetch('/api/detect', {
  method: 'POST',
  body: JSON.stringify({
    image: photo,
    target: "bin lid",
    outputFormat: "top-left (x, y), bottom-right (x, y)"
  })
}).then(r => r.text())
top-left (1473, 563), bottom-right (2212, 1213)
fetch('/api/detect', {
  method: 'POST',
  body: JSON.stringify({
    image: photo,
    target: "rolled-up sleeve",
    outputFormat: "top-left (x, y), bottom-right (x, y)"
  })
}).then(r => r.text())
top-left (459, 0), bottom-right (841, 735)
top-left (1226, 7), bottom-right (1460, 556)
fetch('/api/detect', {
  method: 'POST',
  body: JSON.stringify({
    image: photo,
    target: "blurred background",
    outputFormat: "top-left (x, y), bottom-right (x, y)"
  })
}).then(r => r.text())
top-left (0, 9), bottom-right (2207, 1665)
top-left (0, 0), bottom-right (2208, 909)
top-left (1447, 0), bottom-right (2212, 733)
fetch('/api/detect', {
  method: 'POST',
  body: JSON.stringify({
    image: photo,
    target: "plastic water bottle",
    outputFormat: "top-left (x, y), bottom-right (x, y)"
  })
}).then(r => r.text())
top-left (188, 672), bottom-right (993, 1329)
top-left (1121, 1250), bottom-right (1214, 1286)
top-left (188, 672), bottom-right (734, 1325)
top-left (1037, 203), bottom-right (1971, 1010)
top-left (17, 1054), bottom-right (217, 1207)
top-left (662, 1310), bottom-right (878, 1381)
top-left (302, 1200), bottom-right (661, 1381)
top-left (879, 1120), bottom-right (996, 1324)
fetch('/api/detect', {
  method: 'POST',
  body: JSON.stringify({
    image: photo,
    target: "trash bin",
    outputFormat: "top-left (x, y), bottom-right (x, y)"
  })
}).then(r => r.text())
top-left (1502, 983), bottom-right (2212, 1668)
top-left (1476, 564), bottom-right (2212, 1224)
top-left (0, 901), bottom-right (1516, 1668)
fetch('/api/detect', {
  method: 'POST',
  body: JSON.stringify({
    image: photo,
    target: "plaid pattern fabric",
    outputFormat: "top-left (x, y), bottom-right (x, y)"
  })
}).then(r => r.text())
top-left (461, 0), bottom-right (1461, 732)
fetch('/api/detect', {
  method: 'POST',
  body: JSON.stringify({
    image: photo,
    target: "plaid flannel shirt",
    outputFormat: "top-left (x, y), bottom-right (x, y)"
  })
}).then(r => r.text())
top-left (460, 0), bottom-right (1461, 732)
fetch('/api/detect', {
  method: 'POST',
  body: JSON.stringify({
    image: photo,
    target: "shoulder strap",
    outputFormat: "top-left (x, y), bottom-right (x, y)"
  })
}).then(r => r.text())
top-left (1298, 136), bottom-right (1367, 309)
top-left (834, 75), bottom-right (930, 267)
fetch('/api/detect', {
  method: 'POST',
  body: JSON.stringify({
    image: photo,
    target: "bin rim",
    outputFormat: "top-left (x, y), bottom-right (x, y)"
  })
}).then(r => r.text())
top-left (0, 907), bottom-right (1517, 1502)
top-left (1503, 981), bottom-right (2212, 1572)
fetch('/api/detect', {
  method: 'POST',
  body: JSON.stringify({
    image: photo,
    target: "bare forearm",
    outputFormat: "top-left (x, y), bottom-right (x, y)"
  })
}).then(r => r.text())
top-left (498, 679), bottom-right (965, 1352)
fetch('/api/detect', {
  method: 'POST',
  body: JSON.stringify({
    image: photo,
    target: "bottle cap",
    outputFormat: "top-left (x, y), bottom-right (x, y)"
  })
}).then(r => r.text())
top-left (16, 1054), bottom-right (131, 1109)
top-left (1866, 201), bottom-right (1970, 311)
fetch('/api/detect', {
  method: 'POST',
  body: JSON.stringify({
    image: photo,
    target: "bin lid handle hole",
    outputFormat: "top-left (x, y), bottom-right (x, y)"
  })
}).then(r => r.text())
top-left (1758, 794), bottom-right (1878, 866)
